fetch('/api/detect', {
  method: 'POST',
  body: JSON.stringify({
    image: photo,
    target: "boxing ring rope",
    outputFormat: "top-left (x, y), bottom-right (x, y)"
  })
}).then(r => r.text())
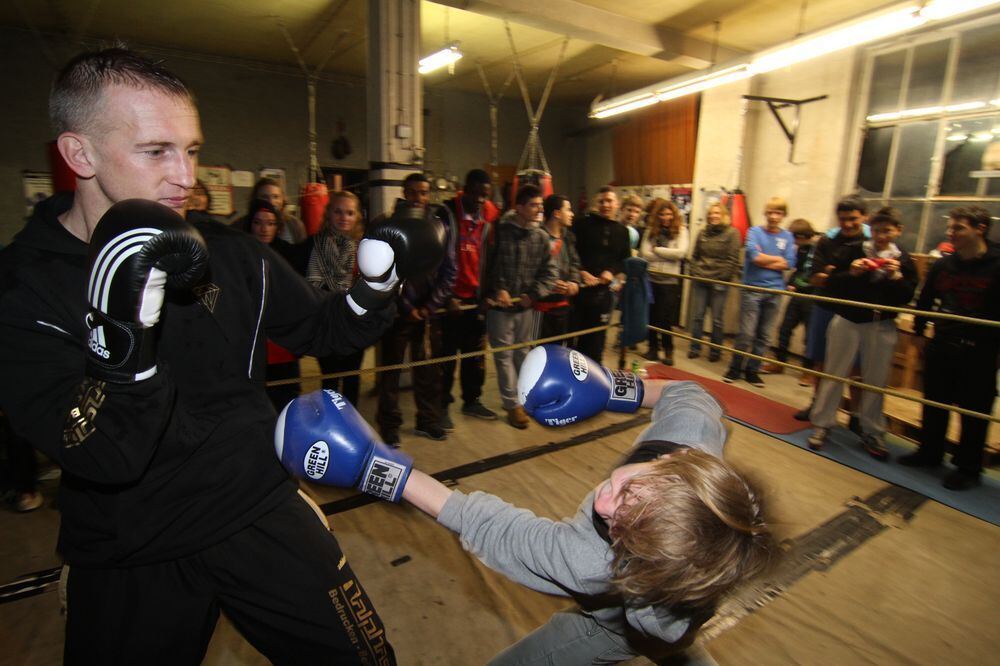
top-left (265, 273), bottom-right (999, 425)
top-left (646, 324), bottom-right (1000, 425)
top-left (646, 268), bottom-right (1000, 329)
top-left (265, 322), bottom-right (616, 386)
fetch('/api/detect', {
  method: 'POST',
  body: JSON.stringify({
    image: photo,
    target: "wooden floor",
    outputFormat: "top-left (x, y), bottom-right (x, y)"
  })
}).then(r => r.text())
top-left (2, 342), bottom-right (998, 665)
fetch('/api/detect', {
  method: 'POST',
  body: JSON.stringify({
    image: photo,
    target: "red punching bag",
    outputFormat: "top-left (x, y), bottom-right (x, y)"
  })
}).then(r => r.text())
top-left (510, 169), bottom-right (554, 203)
top-left (299, 182), bottom-right (329, 236)
top-left (726, 189), bottom-right (750, 242)
top-left (48, 141), bottom-right (77, 193)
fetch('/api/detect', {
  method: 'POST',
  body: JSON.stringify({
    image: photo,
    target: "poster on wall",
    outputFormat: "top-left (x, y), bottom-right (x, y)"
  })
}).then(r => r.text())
top-left (670, 186), bottom-right (692, 219)
top-left (231, 170), bottom-right (255, 188)
top-left (23, 171), bottom-right (53, 217)
top-left (197, 165), bottom-right (234, 216)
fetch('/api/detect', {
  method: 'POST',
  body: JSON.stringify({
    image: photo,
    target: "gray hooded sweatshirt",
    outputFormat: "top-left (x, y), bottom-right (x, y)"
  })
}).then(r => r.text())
top-left (437, 381), bottom-right (727, 648)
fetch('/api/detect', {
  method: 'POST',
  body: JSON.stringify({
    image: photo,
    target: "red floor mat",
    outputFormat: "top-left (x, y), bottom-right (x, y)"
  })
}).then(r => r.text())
top-left (645, 363), bottom-right (808, 435)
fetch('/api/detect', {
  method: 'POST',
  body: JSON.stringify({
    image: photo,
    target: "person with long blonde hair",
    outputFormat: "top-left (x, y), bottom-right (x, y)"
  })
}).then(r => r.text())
top-left (687, 201), bottom-right (741, 361)
top-left (307, 190), bottom-right (365, 405)
top-left (639, 199), bottom-right (689, 364)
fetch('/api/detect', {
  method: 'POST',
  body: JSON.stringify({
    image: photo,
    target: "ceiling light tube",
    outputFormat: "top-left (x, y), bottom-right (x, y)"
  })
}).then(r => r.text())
top-left (655, 64), bottom-right (752, 102)
top-left (945, 101), bottom-right (988, 112)
top-left (419, 45), bottom-right (463, 75)
top-left (921, 0), bottom-right (1000, 21)
top-left (592, 95), bottom-right (659, 119)
top-left (589, 0), bottom-right (1000, 120)
top-left (749, 6), bottom-right (926, 75)
top-left (591, 62), bottom-right (751, 118)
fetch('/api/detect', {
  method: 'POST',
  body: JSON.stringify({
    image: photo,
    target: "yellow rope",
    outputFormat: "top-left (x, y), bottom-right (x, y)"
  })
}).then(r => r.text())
top-left (647, 324), bottom-right (1000, 424)
top-left (647, 269), bottom-right (1000, 329)
top-left (267, 311), bottom-right (997, 425)
top-left (267, 323), bottom-right (616, 386)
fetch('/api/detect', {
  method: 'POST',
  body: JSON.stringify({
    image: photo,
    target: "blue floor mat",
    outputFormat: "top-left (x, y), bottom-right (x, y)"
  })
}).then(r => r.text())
top-left (730, 418), bottom-right (1000, 527)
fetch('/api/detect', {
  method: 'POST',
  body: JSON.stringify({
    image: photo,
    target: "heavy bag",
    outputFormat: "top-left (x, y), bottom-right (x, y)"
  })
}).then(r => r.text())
top-left (726, 190), bottom-right (751, 242)
top-left (299, 182), bottom-right (329, 236)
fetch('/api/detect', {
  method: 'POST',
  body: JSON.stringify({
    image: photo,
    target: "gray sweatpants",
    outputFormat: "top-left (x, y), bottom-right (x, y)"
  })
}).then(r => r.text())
top-left (810, 315), bottom-right (897, 435)
top-left (487, 309), bottom-right (539, 410)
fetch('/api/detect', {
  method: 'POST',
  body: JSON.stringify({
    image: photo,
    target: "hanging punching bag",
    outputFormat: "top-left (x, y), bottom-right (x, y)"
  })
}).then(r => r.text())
top-left (299, 182), bottom-right (329, 236)
top-left (511, 169), bottom-right (554, 202)
top-left (727, 189), bottom-right (750, 242)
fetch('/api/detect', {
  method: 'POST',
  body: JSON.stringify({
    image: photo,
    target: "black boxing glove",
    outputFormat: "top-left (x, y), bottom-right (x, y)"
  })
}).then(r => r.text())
top-left (86, 199), bottom-right (209, 383)
top-left (365, 204), bottom-right (447, 279)
top-left (347, 203), bottom-right (447, 312)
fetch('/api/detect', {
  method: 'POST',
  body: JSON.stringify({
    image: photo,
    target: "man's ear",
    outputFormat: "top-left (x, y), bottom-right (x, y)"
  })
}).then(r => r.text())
top-left (56, 132), bottom-right (97, 179)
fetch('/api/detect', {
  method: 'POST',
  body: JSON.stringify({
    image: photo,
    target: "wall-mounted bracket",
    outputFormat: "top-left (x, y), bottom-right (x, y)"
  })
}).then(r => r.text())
top-left (743, 94), bottom-right (827, 163)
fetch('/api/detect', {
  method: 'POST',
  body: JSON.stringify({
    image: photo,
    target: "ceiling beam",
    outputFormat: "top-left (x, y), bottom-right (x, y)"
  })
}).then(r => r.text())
top-left (427, 0), bottom-right (745, 69)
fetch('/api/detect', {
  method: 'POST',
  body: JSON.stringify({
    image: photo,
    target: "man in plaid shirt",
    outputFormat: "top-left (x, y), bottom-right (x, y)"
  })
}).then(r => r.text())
top-left (482, 184), bottom-right (559, 428)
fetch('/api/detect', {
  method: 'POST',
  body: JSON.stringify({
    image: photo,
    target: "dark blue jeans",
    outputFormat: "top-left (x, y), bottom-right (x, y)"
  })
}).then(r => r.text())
top-left (688, 282), bottom-right (728, 357)
top-left (728, 290), bottom-right (781, 375)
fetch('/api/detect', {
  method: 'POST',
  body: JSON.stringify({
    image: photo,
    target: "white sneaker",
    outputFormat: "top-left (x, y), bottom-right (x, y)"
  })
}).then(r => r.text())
top-left (807, 427), bottom-right (829, 451)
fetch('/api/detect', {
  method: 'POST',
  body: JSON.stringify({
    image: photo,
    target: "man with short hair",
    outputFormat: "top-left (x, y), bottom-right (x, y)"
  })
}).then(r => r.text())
top-left (440, 169), bottom-right (501, 426)
top-left (376, 172), bottom-right (457, 444)
top-left (482, 185), bottom-right (558, 428)
top-left (0, 47), bottom-right (403, 664)
top-left (619, 194), bottom-right (644, 250)
top-left (572, 187), bottom-right (630, 362)
top-left (724, 197), bottom-right (797, 387)
top-left (534, 194), bottom-right (582, 342)
top-left (807, 207), bottom-right (917, 459)
top-left (903, 206), bottom-right (1000, 490)
top-left (793, 195), bottom-right (870, 424)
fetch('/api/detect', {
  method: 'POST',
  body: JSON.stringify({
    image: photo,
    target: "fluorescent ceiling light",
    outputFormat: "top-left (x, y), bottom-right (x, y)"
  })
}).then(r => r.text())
top-left (921, 0), bottom-right (1000, 20)
top-left (590, 0), bottom-right (1000, 119)
top-left (970, 131), bottom-right (993, 142)
top-left (865, 99), bottom-right (995, 122)
top-left (749, 7), bottom-right (926, 75)
top-left (419, 45), bottom-right (462, 75)
top-left (592, 95), bottom-right (658, 119)
top-left (945, 101), bottom-right (988, 112)
top-left (656, 65), bottom-right (752, 102)
top-left (946, 133), bottom-right (969, 141)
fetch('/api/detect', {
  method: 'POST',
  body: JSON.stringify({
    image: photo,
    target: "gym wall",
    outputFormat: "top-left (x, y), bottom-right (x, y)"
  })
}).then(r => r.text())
top-left (689, 47), bottom-right (861, 239)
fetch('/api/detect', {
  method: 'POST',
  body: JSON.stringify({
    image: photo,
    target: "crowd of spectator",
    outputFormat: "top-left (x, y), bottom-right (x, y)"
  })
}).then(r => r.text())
top-left (170, 175), bottom-right (999, 495)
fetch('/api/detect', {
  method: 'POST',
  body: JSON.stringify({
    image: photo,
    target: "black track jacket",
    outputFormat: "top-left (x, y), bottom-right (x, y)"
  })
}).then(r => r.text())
top-left (0, 194), bottom-right (393, 567)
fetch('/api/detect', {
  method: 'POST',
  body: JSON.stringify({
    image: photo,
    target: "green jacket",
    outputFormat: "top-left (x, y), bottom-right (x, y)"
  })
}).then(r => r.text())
top-left (689, 224), bottom-right (741, 282)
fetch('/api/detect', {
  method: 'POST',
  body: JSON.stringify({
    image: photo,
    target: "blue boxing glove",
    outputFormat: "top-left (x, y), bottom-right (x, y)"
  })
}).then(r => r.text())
top-left (275, 389), bottom-right (413, 502)
top-left (517, 345), bottom-right (644, 427)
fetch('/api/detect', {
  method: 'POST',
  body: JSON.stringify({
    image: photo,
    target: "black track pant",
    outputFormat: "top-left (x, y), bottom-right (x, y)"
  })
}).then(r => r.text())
top-left (775, 296), bottom-right (814, 364)
top-left (437, 301), bottom-right (487, 408)
top-left (572, 286), bottom-right (613, 363)
top-left (65, 493), bottom-right (394, 666)
top-left (919, 338), bottom-right (998, 474)
top-left (647, 282), bottom-right (681, 354)
top-left (537, 305), bottom-right (572, 344)
top-left (319, 349), bottom-right (364, 406)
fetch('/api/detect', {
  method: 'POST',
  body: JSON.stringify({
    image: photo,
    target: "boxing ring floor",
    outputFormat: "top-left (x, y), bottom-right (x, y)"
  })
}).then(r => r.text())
top-left (2, 350), bottom-right (998, 665)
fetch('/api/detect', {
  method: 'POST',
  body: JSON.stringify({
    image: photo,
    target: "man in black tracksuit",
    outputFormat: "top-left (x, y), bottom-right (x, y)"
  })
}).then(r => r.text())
top-left (0, 49), bottom-right (401, 665)
top-left (904, 206), bottom-right (1000, 490)
top-left (571, 187), bottom-right (630, 363)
